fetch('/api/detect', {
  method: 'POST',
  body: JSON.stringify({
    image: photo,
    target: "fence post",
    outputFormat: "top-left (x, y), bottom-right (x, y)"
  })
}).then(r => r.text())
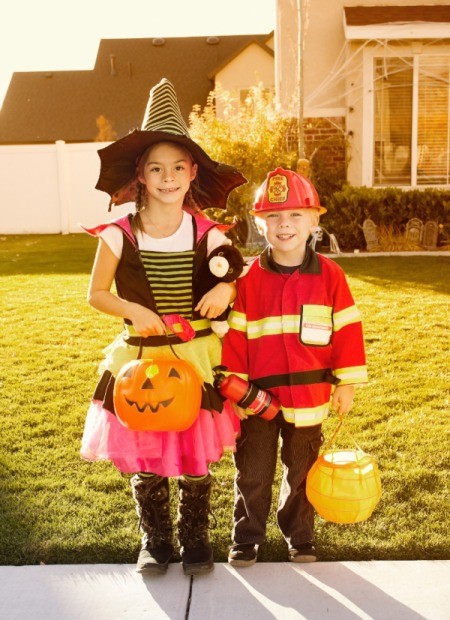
top-left (55, 140), bottom-right (70, 234)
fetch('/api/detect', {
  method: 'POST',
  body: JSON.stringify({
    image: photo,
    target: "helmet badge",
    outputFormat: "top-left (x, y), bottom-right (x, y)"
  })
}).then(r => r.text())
top-left (267, 174), bottom-right (289, 204)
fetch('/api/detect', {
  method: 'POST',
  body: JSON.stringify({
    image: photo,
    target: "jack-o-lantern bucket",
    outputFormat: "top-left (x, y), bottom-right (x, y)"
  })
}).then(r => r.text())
top-left (306, 424), bottom-right (381, 524)
top-left (113, 358), bottom-right (202, 432)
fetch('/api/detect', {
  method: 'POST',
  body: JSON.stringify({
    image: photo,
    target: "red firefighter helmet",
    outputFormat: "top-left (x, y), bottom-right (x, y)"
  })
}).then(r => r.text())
top-left (251, 167), bottom-right (327, 215)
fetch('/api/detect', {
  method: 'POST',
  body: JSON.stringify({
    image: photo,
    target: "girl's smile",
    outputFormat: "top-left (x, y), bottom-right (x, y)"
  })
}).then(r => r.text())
top-left (138, 142), bottom-right (198, 208)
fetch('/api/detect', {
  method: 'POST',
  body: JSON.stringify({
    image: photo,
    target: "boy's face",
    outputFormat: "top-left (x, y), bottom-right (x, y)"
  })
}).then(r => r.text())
top-left (257, 208), bottom-right (319, 265)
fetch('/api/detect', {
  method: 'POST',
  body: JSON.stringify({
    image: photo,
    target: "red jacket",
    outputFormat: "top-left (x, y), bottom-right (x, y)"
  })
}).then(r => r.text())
top-left (222, 246), bottom-right (368, 427)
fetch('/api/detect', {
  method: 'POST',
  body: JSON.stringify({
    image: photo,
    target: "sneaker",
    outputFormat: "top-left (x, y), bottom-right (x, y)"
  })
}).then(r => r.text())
top-left (228, 543), bottom-right (258, 567)
top-left (289, 543), bottom-right (317, 563)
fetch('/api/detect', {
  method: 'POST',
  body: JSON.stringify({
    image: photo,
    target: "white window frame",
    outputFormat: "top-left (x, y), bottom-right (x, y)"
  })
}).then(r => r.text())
top-left (362, 44), bottom-right (450, 189)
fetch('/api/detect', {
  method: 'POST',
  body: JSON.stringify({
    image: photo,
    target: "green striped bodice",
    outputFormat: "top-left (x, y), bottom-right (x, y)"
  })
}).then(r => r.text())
top-left (140, 249), bottom-right (194, 318)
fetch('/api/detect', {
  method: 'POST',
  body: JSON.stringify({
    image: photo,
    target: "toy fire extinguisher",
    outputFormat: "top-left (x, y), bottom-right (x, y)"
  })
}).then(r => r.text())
top-left (214, 367), bottom-right (280, 421)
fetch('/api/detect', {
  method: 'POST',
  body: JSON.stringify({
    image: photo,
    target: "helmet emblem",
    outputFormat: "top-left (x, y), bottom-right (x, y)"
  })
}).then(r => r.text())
top-left (267, 174), bottom-right (289, 204)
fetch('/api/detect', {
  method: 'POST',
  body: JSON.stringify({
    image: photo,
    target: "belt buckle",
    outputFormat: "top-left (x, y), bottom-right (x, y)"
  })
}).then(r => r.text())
top-left (162, 314), bottom-right (195, 342)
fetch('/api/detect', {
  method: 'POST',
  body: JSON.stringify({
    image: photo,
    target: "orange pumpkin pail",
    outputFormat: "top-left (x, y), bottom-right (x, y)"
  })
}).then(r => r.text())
top-left (306, 420), bottom-right (382, 524)
top-left (113, 357), bottom-right (202, 432)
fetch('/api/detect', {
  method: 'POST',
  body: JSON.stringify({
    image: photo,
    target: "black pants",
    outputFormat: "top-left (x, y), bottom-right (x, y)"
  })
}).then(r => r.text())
top-left (232, 413), bottom-right (323, 547)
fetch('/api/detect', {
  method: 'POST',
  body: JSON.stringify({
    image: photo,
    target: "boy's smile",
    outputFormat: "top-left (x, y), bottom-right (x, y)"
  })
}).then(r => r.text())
top-left (258, 208), bottom-right (319, 266)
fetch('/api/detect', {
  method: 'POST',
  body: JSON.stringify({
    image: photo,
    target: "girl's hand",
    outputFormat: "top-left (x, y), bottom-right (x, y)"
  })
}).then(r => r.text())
top-left (195, 282), bottom-right (235, 318)
top-left (127, 304), bottom-right (166, 337)
top-left (331, 384), bottom-right (355, 418)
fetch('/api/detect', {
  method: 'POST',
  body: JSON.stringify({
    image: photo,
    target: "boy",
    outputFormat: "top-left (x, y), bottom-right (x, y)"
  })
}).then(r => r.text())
top-left (222, 167), bottom-right (368, 566)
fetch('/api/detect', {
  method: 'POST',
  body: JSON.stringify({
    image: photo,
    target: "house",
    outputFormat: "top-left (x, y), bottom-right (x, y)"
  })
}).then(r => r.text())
top-left (275, 0), bottom-right (450, 189)
top-left (2, 0), bottom-right (449, 192)
top-left (0, 33), bottom-right (274, 144)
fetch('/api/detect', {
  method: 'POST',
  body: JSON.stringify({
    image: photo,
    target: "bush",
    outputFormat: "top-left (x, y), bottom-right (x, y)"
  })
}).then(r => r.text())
top-left (189, 84), bottom-right (298, 245)
top-left (323, 186), bottom-right (450, 251)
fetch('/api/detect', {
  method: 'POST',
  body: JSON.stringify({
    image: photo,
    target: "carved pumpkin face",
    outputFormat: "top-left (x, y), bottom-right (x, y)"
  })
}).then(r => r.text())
top-left (113, 358), bottom-right (202, 431)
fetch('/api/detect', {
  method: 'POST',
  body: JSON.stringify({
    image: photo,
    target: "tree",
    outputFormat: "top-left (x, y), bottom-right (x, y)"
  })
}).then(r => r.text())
top-left (189, 84), bottom-right (298, 246)
top-left (94, 115), bottom-right (118, 142)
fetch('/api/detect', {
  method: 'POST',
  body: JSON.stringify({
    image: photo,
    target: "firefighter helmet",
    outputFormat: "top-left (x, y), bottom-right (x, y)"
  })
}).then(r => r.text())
top-left (251, 167), bottom-right (327, 215)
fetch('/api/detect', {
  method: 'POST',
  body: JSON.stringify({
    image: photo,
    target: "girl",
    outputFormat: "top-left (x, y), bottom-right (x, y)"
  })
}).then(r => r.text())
top-left (81, 138), bottom-right (244, 576)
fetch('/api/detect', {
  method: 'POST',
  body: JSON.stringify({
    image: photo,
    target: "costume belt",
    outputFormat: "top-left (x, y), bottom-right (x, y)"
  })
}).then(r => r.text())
top-left (124, 317), bottom-right (212, 347)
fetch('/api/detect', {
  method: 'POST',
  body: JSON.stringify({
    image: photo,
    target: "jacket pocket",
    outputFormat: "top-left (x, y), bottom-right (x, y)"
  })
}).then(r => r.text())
top-left (300, 304), bottom-right (332, 346)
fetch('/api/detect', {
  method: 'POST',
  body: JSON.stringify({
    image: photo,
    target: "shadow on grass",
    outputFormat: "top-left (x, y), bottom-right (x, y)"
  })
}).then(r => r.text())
top-left (0, 235), bottom-right (97, 276)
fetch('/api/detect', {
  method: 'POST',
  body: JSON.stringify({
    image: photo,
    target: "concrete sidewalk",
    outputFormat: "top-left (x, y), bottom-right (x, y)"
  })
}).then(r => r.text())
top-left (0, 561), bottom-right (448, 619)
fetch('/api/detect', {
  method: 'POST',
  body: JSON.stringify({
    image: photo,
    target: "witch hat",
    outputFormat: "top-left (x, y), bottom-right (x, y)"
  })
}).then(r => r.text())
top-left (95, 78), bottom-right (246, 209)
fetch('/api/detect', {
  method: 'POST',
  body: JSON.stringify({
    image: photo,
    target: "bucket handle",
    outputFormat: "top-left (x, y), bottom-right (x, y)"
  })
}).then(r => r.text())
top-left (322, 416), bottom-right (364, 454)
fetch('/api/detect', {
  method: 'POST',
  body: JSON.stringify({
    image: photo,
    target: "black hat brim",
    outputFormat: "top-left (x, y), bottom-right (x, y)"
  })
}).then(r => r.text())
top-left (95, 130), bottom-right (247, 210)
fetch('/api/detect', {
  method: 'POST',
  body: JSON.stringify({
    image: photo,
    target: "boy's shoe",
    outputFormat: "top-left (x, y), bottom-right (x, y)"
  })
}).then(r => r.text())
top-left (228, 543), bottom-right (258, 567)
top-left (288, 543), bottom-right (317, 563)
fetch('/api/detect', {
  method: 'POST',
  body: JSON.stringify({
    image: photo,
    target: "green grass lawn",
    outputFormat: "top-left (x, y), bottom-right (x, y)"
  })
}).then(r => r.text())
top-left (0, 234), bottom-right (449, 565)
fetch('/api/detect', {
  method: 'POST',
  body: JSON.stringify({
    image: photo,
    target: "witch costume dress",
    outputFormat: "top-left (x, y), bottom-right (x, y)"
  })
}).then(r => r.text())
top-left (80, 78), bottom-right (247, 477)
top-left (81, 210), bottom-right (242, 476)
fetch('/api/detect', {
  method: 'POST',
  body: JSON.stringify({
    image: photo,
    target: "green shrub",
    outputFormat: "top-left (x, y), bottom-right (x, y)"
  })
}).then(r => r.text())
top-left (323, 186), bottom-right (450, 251)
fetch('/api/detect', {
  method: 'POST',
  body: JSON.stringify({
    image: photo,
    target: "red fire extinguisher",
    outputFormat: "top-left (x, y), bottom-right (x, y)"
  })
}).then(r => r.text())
top-left (214, 367), bottom-right (280, 421)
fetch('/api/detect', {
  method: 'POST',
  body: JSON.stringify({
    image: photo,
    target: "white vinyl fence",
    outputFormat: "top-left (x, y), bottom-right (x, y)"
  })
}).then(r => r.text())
top-left (0, 141), bottom-right (133, 234)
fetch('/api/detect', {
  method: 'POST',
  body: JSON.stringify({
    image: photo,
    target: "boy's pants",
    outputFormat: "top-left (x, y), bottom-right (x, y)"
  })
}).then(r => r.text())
top-left (232, 413), bottom-right (323, 547)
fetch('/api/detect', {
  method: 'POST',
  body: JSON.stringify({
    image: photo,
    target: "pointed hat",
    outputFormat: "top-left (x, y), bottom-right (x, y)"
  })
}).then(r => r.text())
top-left (95, 78), bottom-right (246, 209)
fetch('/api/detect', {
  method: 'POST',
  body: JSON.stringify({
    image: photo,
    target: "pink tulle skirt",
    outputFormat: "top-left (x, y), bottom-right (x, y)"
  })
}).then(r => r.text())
top-left (81, 400), bottom-right (239, 476)
top-left (80, 331), bottom-right (240, 476)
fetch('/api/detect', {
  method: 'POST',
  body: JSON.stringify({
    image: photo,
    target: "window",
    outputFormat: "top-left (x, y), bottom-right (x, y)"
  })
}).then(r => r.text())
top-left (373, 55), bottom-right (450, 186)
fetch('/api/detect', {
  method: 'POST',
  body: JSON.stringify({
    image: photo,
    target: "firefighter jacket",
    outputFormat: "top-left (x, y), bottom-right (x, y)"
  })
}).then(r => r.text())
top-left (222, 245), bottom-right (368, 427)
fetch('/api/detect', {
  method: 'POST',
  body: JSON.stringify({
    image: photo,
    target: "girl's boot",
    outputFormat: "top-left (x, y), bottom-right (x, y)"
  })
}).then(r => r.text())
top-left (177, 475), bottom-right (214, 575)
top-left (131, 474), bottom-right (174, 574)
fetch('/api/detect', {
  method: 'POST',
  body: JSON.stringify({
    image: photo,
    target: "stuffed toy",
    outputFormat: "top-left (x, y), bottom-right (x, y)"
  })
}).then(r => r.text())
top-left (198, 245), bottom-right (246, 337)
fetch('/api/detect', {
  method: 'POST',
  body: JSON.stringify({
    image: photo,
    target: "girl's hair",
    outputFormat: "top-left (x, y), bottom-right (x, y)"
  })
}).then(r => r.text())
top-left (131, 141), bottom-right (209, 234)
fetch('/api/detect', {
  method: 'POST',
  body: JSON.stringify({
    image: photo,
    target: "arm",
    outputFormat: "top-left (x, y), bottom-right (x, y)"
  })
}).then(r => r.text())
top-left (194, 281), bottom-right (236, 318)
top-left (88, 239), bottom-right (166, 336)
top-left (329, 265), bottom-right (367, 416)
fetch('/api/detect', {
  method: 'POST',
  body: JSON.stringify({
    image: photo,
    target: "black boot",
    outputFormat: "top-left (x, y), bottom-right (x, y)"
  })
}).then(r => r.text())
top-left (177, 475), bottom-right (214, 575)
top-left (131, 474), bottom-right (174, 574)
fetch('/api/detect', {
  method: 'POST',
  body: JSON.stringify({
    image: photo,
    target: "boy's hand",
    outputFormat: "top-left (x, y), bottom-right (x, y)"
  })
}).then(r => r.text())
top-left (195, 282), bottom-right (235, 318)
top-left (230, 401), bottom-right (248, 420)
top-left (331, 384), bottom-right (355, 418)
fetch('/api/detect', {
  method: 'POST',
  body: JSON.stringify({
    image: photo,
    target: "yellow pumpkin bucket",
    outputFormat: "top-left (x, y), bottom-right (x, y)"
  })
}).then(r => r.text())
top-left (306, 421), bottom-right (382, 524)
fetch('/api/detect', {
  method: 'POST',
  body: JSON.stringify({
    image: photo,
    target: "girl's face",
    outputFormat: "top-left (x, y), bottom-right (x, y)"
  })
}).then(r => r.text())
top-left (138, 142), bottom-right (198, 208)
top-left (257, 208), bottom-right (319, 265)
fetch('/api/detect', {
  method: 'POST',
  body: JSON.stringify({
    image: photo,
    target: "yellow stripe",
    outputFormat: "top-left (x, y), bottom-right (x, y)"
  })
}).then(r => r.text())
top-left (282, 402), bottom-right (330, 426)
top-left (228, 311), bottom-right (247, 332)
top-left (246, 315), bottom-right (300, 339)
top-left (333, 305), bottom-right (362, 331)
top-left (334, 365), bottom-right (368, 384)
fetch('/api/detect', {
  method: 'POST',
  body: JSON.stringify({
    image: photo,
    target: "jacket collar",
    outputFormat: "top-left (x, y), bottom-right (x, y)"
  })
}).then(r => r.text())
top-left (259, 243), bottom-right (321, 275)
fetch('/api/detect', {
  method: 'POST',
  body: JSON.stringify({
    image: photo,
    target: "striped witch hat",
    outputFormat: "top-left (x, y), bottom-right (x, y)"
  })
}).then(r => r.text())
top-left (141, 78), bottom-right (190, 135)
top-left (95, 78), bottom-right (247, 210)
